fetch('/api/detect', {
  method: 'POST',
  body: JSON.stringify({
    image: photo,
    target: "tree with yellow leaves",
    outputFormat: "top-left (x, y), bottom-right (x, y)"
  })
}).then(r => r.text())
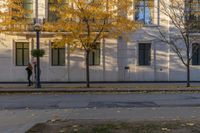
top-left (45, 0), bottom-right (140, 87)
top-left (0, 0), bottom-right (31, 32)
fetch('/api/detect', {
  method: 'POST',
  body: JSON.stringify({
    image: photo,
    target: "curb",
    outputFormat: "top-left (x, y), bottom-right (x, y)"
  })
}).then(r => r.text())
top-left (0, 88), bottom-right (200, 93)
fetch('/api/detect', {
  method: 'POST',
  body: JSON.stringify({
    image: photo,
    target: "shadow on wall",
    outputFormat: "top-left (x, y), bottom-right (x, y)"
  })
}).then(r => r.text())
top-left (39, 44), bottom-right (119, 82)
top-left (0, 27), bottom-right (200, 82)
top-left (142, 25), bottom-right (200, 81)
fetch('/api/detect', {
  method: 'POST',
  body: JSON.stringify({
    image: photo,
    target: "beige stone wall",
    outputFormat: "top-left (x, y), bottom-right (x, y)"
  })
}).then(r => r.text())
top-left (0, 0), bottom-right (199, 82)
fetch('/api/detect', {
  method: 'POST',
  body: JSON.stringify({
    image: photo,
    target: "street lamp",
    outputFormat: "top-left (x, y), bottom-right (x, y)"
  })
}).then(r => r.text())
top-left (34, 23), bottom-right (42, 88)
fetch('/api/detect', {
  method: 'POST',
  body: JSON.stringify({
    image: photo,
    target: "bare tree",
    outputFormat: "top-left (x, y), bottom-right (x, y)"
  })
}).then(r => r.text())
top-left (149, 0), bottom-right (200, 87)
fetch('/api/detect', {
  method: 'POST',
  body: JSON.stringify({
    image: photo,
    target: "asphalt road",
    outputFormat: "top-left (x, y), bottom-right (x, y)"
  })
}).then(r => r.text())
top-left (1, 93), bottom-right (200, 109)
top-left (1, 93), bottom-right (200, 133)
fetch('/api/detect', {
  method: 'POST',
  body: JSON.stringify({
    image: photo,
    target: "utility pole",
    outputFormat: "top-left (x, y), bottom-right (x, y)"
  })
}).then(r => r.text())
top-left (34, 0), bottom-right (41, 88)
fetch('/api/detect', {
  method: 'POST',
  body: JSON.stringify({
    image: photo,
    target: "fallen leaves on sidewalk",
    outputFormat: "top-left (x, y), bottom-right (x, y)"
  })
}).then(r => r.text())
top-left (161, 127), bottom-right (171, 131)
top-left (27, 120), bottom-right (200, 133)
top-left (186, 123), bottom-right (195, 126)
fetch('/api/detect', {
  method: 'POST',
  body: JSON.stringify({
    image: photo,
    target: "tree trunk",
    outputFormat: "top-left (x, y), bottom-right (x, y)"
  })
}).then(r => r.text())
top-left (86, 50), bottom-right (90, 88)
top-left (187, 63), bottom-right (190, 87)
top-left (186, 48), bottom-right (190, 87)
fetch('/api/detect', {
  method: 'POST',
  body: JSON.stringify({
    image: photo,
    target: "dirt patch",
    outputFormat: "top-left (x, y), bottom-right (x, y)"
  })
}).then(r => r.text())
top-left (26, 120), bottom-right (200, 133)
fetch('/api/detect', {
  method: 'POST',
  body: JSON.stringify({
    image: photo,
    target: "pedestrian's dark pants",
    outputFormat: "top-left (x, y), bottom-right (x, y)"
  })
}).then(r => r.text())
top-left (28, 72), bottom-right (32, 86)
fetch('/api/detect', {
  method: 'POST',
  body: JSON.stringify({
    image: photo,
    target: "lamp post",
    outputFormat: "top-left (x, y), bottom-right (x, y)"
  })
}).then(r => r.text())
top-left (34, 23), bottom-right (42, 88)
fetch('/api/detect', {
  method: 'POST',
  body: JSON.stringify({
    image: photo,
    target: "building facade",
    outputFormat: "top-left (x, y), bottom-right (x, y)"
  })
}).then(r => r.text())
top-left (0, 0), bottom-right (200, 82)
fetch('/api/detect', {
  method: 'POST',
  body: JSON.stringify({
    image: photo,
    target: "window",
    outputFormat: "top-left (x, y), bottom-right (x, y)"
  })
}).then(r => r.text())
top-left (48, 0), bottom-right (68, 22)
top-left (23, 0), bottom-right (33, 21)
top-left (138, 43), bottom-right (151, 66)
top-left (185, 0), bottom-right (200, 31)
top-left (185, 0), bottom-right (200, 21)
top-left (52, 46), bottom-right (65, 66)
top-left (135, 0), bottom-right (156, 25)
top-left (16, 42), bottom-right (29, 66)
top-left (11, 0), bottom-right (33, 22)
top-left (192, 43), bottom-right (200, 65)
top-left (89, 43), bottom-right (101, 66)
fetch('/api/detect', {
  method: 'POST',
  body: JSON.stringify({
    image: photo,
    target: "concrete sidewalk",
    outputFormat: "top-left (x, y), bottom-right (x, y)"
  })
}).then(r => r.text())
top-left (0, 83), bottom-right (200, 93)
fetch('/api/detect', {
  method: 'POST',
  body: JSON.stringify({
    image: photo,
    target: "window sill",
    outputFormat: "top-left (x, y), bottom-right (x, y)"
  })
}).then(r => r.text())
top-left (89, 65), bottom-right (101, 67)
top-left (143, 24), bottom-right (159, 28)
top-left (191, 65), bottom-right (200, 66)
top-left (51, 65), bottom-right (66, 67)
top-left (136, 64), bottom-right (152, 67)
top-left (15, 65), bottom-right (27, 67)
top-left (138, 65), bottom-right (151, 67)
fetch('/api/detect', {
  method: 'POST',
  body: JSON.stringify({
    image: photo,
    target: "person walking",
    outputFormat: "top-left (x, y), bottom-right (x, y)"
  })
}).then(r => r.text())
top-left (25, 63), bottom-right (33, 86)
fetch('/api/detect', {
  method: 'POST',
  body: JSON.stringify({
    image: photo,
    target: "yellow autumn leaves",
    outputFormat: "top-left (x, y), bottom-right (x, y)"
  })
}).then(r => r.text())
top-left (44, 0), bottom-right (140, 50)
top-left (0, 0), bottom-right (31, 32)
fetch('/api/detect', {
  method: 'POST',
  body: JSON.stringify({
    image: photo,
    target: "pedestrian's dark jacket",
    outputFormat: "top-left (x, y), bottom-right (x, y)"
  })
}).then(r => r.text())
top-left (26, 66), bottom-right (32, 75)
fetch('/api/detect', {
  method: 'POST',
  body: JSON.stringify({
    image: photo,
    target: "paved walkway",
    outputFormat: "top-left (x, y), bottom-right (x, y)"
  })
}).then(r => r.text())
top-left (0, 83), bottom-right (200, 93)
top-left (0, 84), bottom-right (200, 132)
top-left (1, 93), bottom-right (200, 132)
